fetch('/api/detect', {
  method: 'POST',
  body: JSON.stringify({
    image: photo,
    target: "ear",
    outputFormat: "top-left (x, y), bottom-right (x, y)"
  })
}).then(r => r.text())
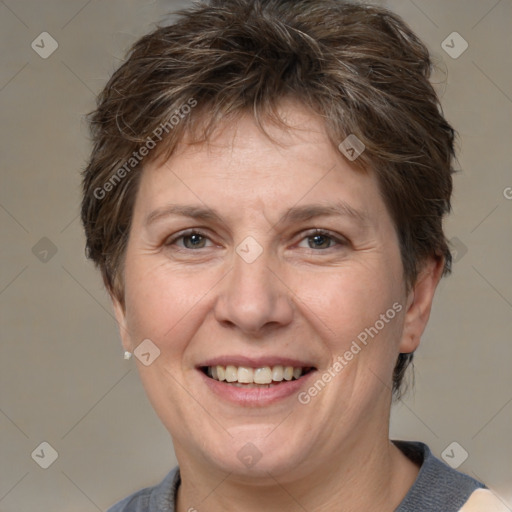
top-left (111, 294), bottom-right (133, 353)
top-left (399, 256), bottom-right (445, 353)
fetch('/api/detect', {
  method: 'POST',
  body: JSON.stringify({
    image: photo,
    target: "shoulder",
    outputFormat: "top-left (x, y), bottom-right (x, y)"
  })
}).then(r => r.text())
top-left (106, 466), bottom-right (180, 512)
top-left (393, 441), bottom-right (486, 512)
top-left (459, 489), bottom-right (511, 512)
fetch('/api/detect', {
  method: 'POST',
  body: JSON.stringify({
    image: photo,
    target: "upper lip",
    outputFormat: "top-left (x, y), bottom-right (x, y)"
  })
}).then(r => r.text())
top-left (198, 356), bottom-right (316, 369)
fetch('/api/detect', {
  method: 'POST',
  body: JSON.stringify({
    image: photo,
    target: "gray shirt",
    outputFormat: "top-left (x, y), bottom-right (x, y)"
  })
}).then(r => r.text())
top-left (107, 441), bottom-right (485, 512)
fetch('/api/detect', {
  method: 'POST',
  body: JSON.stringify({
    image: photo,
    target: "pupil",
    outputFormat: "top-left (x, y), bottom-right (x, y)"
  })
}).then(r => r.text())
top-left (310, 235), bottom-right (329, 249)
top-left (186, 234), bottom-right (204, 248)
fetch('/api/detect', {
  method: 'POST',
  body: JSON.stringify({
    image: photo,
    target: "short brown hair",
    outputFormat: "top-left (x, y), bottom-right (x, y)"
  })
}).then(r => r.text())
top-left (81, 0), bottom-right (455, 399)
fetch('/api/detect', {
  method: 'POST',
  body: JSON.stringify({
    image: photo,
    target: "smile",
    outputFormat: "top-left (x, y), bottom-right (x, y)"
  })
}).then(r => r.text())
top-left (202, 365), bottom-right (315, 386)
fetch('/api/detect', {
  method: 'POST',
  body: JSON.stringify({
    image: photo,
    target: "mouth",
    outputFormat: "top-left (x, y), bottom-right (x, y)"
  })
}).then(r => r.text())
top-left (200, 364), bottom-right (316, 388)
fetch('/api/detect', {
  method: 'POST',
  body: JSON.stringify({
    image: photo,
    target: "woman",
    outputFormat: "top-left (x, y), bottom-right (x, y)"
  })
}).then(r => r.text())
top-left (81, 1), bottom-right (506, 510)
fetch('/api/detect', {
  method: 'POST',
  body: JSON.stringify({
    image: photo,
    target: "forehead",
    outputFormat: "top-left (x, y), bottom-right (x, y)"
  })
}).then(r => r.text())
top-left (134, 102), bottom-right (388, 230)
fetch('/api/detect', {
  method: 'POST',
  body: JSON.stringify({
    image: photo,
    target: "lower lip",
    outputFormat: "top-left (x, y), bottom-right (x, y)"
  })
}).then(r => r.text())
top-left (198, 369), bottom-right (316, 407)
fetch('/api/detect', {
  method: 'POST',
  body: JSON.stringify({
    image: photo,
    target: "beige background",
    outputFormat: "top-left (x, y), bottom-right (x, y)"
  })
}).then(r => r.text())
top-left (1, 0), bottom-right (511, 510)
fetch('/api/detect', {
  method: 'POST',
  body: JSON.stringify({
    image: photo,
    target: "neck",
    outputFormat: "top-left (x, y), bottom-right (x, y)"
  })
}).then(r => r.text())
top-left (175, 434), bottom-right (420, 512)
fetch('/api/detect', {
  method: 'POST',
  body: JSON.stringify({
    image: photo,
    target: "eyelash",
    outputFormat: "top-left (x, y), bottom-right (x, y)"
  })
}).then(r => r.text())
top-left (165, 228), bottom-right (347, 251)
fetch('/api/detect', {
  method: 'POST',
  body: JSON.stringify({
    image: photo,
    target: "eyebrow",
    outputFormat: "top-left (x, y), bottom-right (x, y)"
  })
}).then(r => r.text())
top-left (144, 201), bottom-right (370, 229)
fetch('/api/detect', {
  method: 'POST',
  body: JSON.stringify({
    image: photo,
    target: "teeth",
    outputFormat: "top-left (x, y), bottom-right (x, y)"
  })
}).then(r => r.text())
top-left (254, 367), bottom-right (272, 384)
top-left (225, 365), bottom-right (237, 382)
top-left (237, 367), bottom-right (253, 383)
top-left (272, 365), bottom-right (284, 381)
top-left (205, 365), bottom-right (309, 384)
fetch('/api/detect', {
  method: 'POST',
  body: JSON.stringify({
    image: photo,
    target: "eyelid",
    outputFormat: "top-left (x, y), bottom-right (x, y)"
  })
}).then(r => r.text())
top-left (295, 228), bottom-right (348, 248)
top-left (165, 228), bottom-right (215, 247)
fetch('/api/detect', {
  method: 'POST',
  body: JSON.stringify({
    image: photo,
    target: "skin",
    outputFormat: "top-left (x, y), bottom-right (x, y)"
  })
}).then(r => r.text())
top-left (112, 102), bottom-right (444, 512)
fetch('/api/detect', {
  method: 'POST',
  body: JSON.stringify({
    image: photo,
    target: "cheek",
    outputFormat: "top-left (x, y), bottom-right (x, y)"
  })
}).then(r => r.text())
top-left (122, 256), bottom-right (222, 349)
top-left (293, 260), bottom-right (406, 381)
top-left (300, 265), bottom-right (402, 332)
top-left (307, 272), bottom-right (406, 399)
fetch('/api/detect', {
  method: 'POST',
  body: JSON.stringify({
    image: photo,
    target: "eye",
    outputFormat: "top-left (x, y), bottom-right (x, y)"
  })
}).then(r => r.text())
top-left (166, 230), bottom-right (213, 249)
top-left (297, 229), bottom-right (346, 250)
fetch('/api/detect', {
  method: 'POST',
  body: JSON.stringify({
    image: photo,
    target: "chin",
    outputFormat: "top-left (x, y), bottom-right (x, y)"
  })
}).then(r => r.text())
top-left (197, 424), bottom-right (316, 480)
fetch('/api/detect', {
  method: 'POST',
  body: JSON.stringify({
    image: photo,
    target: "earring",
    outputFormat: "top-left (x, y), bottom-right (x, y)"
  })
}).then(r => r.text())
top-left (124, 351), bottom-right (133, 360)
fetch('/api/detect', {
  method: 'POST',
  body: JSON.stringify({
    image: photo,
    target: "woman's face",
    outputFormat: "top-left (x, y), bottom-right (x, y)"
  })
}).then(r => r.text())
top-left (113, 103), bottom-right (432, 480)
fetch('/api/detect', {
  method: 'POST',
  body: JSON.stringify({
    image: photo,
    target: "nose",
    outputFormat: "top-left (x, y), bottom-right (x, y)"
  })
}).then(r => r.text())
top-left (213, 248), bottom-right (294, 335)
